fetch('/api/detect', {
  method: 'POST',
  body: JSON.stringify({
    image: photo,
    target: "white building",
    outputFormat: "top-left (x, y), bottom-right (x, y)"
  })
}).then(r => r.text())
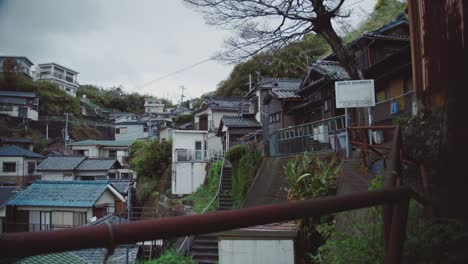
top-left (0, 56), bottom-right (34, 78)
top-left (0, 91), bottom-right (39, 121)
top-left (144, 98), bottom-right (165, 114)
top-left (171, 130), bottom-right (208, 195)
top-left (36, 63), bottom-right (79, 97)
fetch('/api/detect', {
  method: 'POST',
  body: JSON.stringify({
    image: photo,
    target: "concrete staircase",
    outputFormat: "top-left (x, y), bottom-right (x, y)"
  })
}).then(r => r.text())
top-left (189, 164), bottom-right (233, 264)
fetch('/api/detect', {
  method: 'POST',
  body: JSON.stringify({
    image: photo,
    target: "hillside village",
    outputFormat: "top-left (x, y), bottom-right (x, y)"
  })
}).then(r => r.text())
top-left (0, 1), bottom-right (466, 264)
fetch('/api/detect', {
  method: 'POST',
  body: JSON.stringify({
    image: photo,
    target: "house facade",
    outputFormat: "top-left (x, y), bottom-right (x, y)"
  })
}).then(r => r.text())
top-left (194, 97), bottom-right (244, 155)
top-left (115, 121), bottom-right (149, 141)
top-left (5, 180), bottom-right (125, 232)
top-left (0, 137), bottom-right (34, 151)
top-left (36, 63), bottom-right (79, 97)
top-left (69, 140), bottom-right (133, 169)
top-left (0, 186), bottom-right (19, 233)
top-left (218, 115), bottom-right (262, 153)
top-left (0, 146), bottom-right (44, 186)
top-left (171, 130), bottom-right (208, 195)
top-left (0, 91), bottom-right (39, 121)
top-left (144, 98), bottom-right (165, 114)
top-left (0, 56), bottom-right (34, 78)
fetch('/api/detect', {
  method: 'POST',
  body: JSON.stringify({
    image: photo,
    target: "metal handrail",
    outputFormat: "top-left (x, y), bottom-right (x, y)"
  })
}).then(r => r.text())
top-left (177, 158), bottom-right (225, 253)
top-left (1, 186), bottom-right (415, 262)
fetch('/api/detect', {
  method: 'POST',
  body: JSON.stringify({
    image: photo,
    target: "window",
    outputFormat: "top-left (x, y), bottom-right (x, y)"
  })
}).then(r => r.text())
top-left (28, 162), bottom-right (35, 174)
top-left (3, 162), bottom-right (16, 172)
top-left (108, 173), bottom-right (116, 179)
top-left (73, 150), bottom-right (85, 156)
top-left (144, 127), bottom-right (149, 132)
top-left (269, 112), bottom-right (280, 123)
top-left (121, 173), bottom-right (132, 179)
top-left (195, 141), bottom-right (203, 161)
top-left (109, 150), bottom-right (117, 159)
top-left (0, 104), bottom-right (13, 111)
top-left (176, 150), bottom-right (189, 162)
top-left (116, 127), bottom-right (127, 134)
top-left (73, 212), bottom-right (87, 226)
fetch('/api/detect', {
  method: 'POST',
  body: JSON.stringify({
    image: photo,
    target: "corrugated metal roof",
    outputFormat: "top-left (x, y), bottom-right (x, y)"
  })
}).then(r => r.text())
top-left (76, 158), bottom-right (119, 171)
top-left (7, 180), bottom-right (109, 207)
top-left (0, 145), bottom-right (44, 158)
top-left (222, 115), bottom-right (261, 128)
top-left (270, 89), bottom-right (301, 99)
top-left (309, 60), bottom-right (350, 80)
top-left (68, 140), bottom-right (134, 147)
top-left (0, 91), bottom-right (37, 98)
top-left (36, 156), bottom-right (86, 171)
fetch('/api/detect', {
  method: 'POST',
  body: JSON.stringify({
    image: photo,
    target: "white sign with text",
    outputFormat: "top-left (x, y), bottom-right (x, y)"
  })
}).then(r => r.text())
top-left (335, 80), bottom-right (375, 108)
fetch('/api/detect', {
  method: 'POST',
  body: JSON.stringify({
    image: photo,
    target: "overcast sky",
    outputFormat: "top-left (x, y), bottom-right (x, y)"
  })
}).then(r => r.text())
top-left (0, 0), bottom-right (376, 103)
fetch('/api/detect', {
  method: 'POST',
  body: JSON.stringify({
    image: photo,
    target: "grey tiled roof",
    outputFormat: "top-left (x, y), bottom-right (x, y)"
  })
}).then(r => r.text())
top-left (0, 137), bottom-right (33, 144)
top-left (76, 158), bottom-right (120, 171)
top-left (202, 97), bottom-right (243, 111)
top-left (0, 145), bottom-right (44, 158)
top-left (309, 60), bottom-right (350, 80)
top-left (109, 180), bottom-right (132, 195)
top-left (0, 186), bottom-right (19, 207)
top-left (68, 140), bottom-right (134, 147)
top-left (222, 115), bottom-right (261, 128)
top-left (36, 156), bottom-right (86, 171)
top-left (270, 89), bottom-right (301, 99)
top-left (258, 78), bottom-right (302, 90)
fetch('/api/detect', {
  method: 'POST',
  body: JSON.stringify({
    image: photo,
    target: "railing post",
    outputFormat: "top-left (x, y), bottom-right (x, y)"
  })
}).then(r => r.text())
top-left (384, 198), bottom-right (410, 264)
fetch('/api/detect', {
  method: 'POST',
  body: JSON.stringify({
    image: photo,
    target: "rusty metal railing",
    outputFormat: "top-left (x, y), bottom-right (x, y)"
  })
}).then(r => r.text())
top-left (1, 187), bottom-right (416, 263)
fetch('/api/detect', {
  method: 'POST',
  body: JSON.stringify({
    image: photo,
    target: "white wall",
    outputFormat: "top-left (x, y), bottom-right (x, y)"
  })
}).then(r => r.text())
top-left (0, 156), bottom-right (24, 177)
top-left (207, 132), bottom-right (223, 154)
top-left (0, 105), bottom-right (38, 121)
top-left (171, 130), bottom-right (208, 195)
top-left (219, 239), bottom-right (295, 264)
top-left (40, 171), bottom-right (74, 181)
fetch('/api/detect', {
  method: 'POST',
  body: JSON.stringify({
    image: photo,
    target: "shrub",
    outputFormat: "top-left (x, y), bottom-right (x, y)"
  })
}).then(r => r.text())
top-left (231, 144), bottom-right (262, 208)
top-left (225, 144), bottom-right (247, 163)
top-left (145, 250), bottom-right (196, 264)
top-left (136, 177), bottom-right (158, 204)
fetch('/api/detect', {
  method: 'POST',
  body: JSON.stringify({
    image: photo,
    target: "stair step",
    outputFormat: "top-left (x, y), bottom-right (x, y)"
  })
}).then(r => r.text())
top-left (192, 252), bottom-right (219, 257)
top-left (191, 245), bottom-right (218, 253)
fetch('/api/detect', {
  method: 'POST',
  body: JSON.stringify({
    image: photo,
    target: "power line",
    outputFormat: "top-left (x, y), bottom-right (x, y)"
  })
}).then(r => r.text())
top-left (136, 0), bottom-right (370, 90)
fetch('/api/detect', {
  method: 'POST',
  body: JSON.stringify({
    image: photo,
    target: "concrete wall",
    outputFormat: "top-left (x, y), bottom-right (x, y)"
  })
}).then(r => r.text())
top-left (40, 171), bottom-right (74, 181)
top-left (219, 239), bottom-right (294, 264)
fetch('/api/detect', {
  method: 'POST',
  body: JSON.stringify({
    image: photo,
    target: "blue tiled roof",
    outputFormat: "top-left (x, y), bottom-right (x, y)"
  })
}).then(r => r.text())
top-left (0, 145), bottom-right (44, 158)
top-left (8, 181), bottom-right (109, 208)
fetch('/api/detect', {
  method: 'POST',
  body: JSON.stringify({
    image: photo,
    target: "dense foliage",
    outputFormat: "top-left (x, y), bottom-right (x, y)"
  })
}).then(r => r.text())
top-left (129, 140), bottom-right (172, 203)
top-left (145, 250), bottom-right (196, 264)
top-left (0, 73), bottom-right (80, 116)
top-left (182, 160), bottom-right (223, 213)
top-left (230, 144), bottom-right (263, 208)
top-left (285, 154), bottom-right (342, 201)
top-left (78, 85), bottom-right (174, 114)
top-left (311, 176), bottom-right (468, 263)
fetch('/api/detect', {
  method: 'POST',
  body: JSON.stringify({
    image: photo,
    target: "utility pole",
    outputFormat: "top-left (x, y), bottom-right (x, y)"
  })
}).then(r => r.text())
top-left (249, 74), bottom-right (252, 91)
top-left (179, 86), bottom-right (186, 106)
top-left (64, 112), bottom-right (69, 153)
top-left (46, 116), bottom-right (49, 141)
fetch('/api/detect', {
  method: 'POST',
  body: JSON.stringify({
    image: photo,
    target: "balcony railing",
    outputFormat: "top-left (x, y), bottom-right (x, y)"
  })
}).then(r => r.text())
top-left (270, 115), bottom-right (347, 156)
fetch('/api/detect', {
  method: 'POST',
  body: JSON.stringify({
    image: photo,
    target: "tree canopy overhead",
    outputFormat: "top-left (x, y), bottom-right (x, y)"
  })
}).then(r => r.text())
top-left (184, 0), bottom-right (362, 79)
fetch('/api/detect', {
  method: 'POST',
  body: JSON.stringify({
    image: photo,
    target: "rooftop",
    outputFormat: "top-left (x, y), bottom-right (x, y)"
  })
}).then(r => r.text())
top-left (270, 89), bottom-right (301, 99)
top-left (0, 186), bottom-right (20, 207)
top-left (307, 60), bottom-right (350, 81)
top-left (38, 62), bottom-right (79, 75)
top-left (0, 137), bottom-right (33, 144)
top-left (221, 115), bottom-right (261, 128)
top-left (68, 140), bottom-right (134, 147)
top-left (200, 97), bottom-right (243, 111)
top-left (7, 180), bottom-right (110, 208)
top-left (0, 91), bottom-right (37, 98)
top-left (36, 156), bottom-right (86, 171)
top-left (76, 158), bottom-right (120, 171)
top-left (0, 145), bottom-right (44, 159)
top-left (0, 56), bottom-right (34, 66)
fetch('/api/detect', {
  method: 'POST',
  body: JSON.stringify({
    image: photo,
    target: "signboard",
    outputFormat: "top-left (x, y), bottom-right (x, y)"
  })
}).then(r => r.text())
top-left (335, 80), bottom-right (375, 108)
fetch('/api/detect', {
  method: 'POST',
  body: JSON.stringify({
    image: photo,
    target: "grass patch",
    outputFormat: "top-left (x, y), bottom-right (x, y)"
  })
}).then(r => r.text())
top-left (230, 145), bottom-right (262, 208)
top-left (144, 250), bottom-right (196, 264)
top-left (182, 160), bottom-right (222, 213)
